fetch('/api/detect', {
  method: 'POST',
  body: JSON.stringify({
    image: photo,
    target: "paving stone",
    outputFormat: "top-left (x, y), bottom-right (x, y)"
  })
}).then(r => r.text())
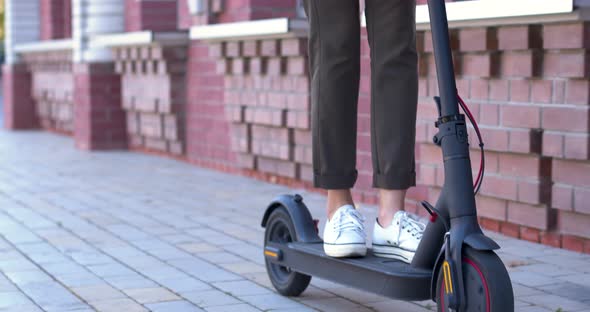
top-left (158, 277), bottom-right (212, 293)
top-left (203, 303), bottom-right (261, 312)
top-left (0, 292), bottom-right (35, 309)
top-left (181, 289), bottom-right (241, 307)
top-left (1, 130), bottom-right (590, 312)
top-left (146, 300), bottom-right (205, 312)
top-left (123, 287), bottom-right (180, 304)
top-left (4, 270), bottom-right (53, 286)
top-left (103, 274), bottom-right (159, 290)
top-left (520, 293), bottom-right (590, 311)
top-left (89, 298), bottom-right (148, 312)
top-left (239, 293), bottom-right (309, 310)
top-left (212, 280), bottom-right (272, 297)
top-left (72, 284), bottom-right (126, 301)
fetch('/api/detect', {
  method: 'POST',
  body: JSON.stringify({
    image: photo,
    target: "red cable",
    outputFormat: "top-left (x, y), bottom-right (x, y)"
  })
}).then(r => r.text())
top-left (457, 94), bottom-right (484, 190)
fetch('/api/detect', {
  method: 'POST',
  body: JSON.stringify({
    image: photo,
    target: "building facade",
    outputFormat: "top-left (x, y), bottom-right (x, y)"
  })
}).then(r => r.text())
top-left (4, 0), bottom-right (590, 253)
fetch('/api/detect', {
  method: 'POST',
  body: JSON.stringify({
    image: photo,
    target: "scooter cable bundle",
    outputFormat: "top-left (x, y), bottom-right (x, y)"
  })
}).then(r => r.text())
top-left (457, 93), bottom-right (485, 195)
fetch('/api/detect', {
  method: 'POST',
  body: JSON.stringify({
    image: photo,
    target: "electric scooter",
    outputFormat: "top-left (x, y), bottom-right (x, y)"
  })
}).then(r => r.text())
top-left (261, 0), bottom-right (514, 310)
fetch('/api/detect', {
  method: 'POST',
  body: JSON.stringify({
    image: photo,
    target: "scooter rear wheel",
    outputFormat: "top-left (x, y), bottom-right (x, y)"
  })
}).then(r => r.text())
top-left (264, 207), bottom-right (311, 296)
top-left (436, 247), bottom-right (514, 312)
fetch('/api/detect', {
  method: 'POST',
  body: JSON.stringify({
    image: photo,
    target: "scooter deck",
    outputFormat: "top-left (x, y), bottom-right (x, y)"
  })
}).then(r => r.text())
top-left (279, 242), bottom-right (433, 301)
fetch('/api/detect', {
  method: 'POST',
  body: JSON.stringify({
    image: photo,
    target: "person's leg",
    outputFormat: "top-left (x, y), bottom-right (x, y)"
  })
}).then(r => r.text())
top-left (365, 0), bottom-right (420, 263)
top-left (303, 0), bottom-right (361, 219)
top-left (365, 0), bottom-right (418, 222)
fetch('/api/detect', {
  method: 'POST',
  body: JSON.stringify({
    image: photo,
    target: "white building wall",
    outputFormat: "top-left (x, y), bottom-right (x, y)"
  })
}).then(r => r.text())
top-left (72, 0), bottom-right (125, 63)
top-left (5, 0), bottom-right (41, 64)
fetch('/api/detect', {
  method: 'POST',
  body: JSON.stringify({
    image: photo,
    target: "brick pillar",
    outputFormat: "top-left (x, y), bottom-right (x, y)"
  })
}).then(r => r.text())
top-left (74, 63), bottom-right (126, 149)
top-left (72, 0), bottom-right (127, 150)
top-left (2, 65), bottom-right (38, 129)
top-left (4, 0), bottom-right (41, 130)
top-left (125, 0), bottom-right (178, 32)
top-left (40, 0), bottom-right (72, 40)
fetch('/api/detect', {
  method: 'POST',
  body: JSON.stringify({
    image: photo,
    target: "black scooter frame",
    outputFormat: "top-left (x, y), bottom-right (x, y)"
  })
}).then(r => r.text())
top-left (262, 0), bottom-right (502, 308)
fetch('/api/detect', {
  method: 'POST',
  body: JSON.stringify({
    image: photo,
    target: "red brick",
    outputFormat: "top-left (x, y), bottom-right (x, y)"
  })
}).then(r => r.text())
top-left (470, 79), bottom-right (489, 100)
top-left (242, 40), bottom-right (259, 57)
top-left (261, 40), bottom-right (280, 56)
top-left (542, 107), bottom-right (590, 132)
top-left (475, 195), bottom-right (507, 221)
top-left (574, 187), bottom-right (590, 214)
top-left (531, 80), bottom-right (553, 104)
top-left (225, 41), bottom-right (242, 57)
top-left (508, 201), bottom-right (550, 230)
top-left (419, 143), bottom-right (442, 164)
top-left (558, 210), bottom-right (590, 239)
top-left (461, 54), bottom-right (494, 77)
top-left (480, 128), bottom-right (509, 151)
top-left (287, 111), bottom-right (310, 129)
top-left (249, 58), bottom-right (266, 74)
top-left (489, 79), bottom-right (509, 101)
top-left (498, 25), bottom-right (541, 51)
top-left (509, 80), bottom-right (531, 102)
top-left (498, 153), bottom-right (542, 178)
top-left (479, 103), bottom-right (499, 126)
top-left (553, 159), bottom-right (590, 187)
top-left (500, 222), bottom-right (520, 238)
top-left (480, 217), bottom-right (501, 232)
top-left (267, 58), bottom-right (285, 76)
top-left (481, 175), bottom-right (517, 201)
top-left (501, 51), bottom-right (538, 77)
top-left (281, 38), bottom-right (306, 56)
top-left (501, 105), bottom-right (540, 128)
top-left (542, 132), bottom-right (564, 158)
top-left (552, 183), bottom-right (574, 211)
top-left (459, 28), bottom-right (496, 52)
top-left (540, 231), bottom-right (562, 248)
top-left (231, 58), bottom-right (248, 75)
top-left (509, 129), bottom-right (542, 154)
top-left (520, 226), bottom-right (541, 243)
top-left (562, 235), bottom-right (585, 252)
top-left (518, 180), bottom-right (547, 205)
top-left (565, 79), bottom-right (590, 105)
top-left (208, 43), bottom-right (225, 58)
top-left (565, 134), bottom-right (590, 160)
top-left (553, 80), bottom-right (566, 104)
top-left (543, 22), bottom-right (589, 50)
top-left (257, 156), bottom-right (297, 178)
top-left (543, 51), bottom-right (589, 78)
top-left (287, 57), bottom-right (307, 75)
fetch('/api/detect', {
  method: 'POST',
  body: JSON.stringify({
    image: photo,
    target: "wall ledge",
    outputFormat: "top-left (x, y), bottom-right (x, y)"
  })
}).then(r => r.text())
top-left (190, 18), bottom-right (308, 42)
top-left (90, 31), bottom-right (189, 49)
top-left (14, 39), bottom-right (73, 54)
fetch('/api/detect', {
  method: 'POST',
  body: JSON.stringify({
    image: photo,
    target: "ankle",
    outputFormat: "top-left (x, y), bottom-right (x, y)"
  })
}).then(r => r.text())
top-left (327, 189), bottom-right (354, 220)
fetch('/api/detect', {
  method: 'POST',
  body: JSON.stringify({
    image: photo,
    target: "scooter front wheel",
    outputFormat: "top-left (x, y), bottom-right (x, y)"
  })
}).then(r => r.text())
top-left (436, 247), bottom-right (514, 312)
top-left (264, 207), bottom-right (311, 296)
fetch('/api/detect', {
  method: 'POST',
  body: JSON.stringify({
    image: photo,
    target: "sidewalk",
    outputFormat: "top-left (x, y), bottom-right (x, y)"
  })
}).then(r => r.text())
top-left (0, 130), bottom-right (589, 312)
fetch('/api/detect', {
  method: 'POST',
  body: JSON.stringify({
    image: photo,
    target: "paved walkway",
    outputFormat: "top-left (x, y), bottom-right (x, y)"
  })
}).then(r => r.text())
top-left (0, 130), bottom-right (589, 312)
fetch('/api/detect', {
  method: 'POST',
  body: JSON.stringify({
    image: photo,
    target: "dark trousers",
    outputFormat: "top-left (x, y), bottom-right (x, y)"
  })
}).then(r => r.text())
top-left (303, 0), bottom-right (419, 190)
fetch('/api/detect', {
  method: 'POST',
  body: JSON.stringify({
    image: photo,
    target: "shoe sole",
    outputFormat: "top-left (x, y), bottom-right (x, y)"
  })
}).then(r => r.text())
top-left (324, 243), bottom-right (367, 258)
top-left (372, 245), bottom-right (414, 264)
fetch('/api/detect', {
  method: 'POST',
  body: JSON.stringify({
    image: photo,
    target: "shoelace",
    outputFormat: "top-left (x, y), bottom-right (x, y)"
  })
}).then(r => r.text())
top-left (332, 208), bottom-right (365, 238)
top-left (398, 213), bottom-right (425, 241)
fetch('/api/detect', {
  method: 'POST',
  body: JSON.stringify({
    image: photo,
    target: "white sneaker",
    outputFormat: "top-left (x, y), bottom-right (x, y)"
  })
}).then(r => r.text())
top-left (323, 205), bottom-right (367, 258)
top-left (372, 211), bottom-right (426, 263)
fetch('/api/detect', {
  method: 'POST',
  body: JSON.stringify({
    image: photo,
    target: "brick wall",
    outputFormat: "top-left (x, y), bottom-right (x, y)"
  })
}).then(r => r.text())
top-left (416, 22), bottom-right (590, 252)
top-left (125, 0), bottom-right (178, 32)
top-left (20, 51), bottom-right (74, 134)
top-left (113, 44), bottom-right (188, 155)
top-left (185, 20), bottom-right (590, 254)
top-left (40, 0), bottom-right (72, 40)
top-left (179, 0), bottom-right (298, 29)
